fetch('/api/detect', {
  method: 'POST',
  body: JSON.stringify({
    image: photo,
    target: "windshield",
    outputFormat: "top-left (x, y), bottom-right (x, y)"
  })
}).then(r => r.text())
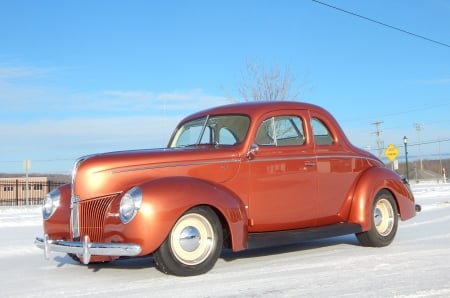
top-left (169, 115), bottom-right (250, 148)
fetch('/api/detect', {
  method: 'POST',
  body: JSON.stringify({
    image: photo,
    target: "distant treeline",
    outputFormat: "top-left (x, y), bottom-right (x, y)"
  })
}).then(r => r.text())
top-left (397, 158), bottom-right (450, 176)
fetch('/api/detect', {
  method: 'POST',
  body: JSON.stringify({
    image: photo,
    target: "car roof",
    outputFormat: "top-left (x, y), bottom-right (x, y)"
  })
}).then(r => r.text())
top-left (180, 101), bottom-right (327, 122)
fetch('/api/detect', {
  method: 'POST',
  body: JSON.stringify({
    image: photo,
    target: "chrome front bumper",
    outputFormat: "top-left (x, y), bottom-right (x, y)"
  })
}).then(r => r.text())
top-left (35, 234), bottom-right (142, 264)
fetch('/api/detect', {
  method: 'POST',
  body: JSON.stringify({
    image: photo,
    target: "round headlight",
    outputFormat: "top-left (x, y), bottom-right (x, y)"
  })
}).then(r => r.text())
top-left (120, 186), bottom-right (142, 224)
top-left (43, 188), bottom-right (60, 220)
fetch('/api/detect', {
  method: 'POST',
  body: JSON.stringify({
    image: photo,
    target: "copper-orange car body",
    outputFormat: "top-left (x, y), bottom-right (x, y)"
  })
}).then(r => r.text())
top-left (36, 101), bottom-right (418, 275)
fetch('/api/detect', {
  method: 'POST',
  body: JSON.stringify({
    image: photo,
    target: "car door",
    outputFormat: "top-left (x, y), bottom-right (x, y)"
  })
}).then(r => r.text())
top-left (247, 110), bottom-right (319, 232)
top-left (311, 114), bottom-right (365, 224)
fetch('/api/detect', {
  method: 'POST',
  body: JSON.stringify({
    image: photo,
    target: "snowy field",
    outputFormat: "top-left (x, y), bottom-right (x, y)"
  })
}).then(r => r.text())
top-left (1, 183), bottom-right (449, 298)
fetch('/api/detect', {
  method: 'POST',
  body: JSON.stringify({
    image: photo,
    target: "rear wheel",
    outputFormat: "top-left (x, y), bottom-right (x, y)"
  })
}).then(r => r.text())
top-left (153, 206), bottom-right (223, 276)
top-left (356, 190), bottom-right (398, 247)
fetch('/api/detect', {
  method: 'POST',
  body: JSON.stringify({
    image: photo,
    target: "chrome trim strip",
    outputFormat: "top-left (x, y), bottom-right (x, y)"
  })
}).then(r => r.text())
top-left (105, 154), bottom-right (379, 174)
top-left (250, 155), bottom-right (316, 163)
top-left (70, 155), bottom-right (94, 240)
top-left (249, 154), bottom-right (376, 163)
top-left (317, 154), bottom-right (380, 162)
top-left (71, 155), bottom-right (95, 203)
top-left (71, 200), bottom-right (80, 240)
top-left (35, 235), bottom-right (142, 264)
top-left (112, 158), bottom-right (242, 174)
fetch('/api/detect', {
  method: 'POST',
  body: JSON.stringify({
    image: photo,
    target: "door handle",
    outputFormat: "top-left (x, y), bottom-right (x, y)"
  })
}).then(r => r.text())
top-left (304, 161), bottom-right (316, 167)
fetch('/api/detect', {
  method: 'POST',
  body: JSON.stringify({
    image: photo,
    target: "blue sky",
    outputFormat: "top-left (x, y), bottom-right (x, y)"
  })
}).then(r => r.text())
top-left (1, 0), bottom-right (449, 174)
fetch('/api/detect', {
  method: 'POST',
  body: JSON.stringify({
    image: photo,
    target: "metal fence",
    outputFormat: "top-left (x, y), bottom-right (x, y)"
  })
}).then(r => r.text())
top-left (0, 180), bottom-right (67, 206)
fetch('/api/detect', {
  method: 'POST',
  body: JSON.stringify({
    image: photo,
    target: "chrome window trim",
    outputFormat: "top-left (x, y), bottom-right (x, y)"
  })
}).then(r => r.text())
top-left (248, 154), bottom-right (378, 164)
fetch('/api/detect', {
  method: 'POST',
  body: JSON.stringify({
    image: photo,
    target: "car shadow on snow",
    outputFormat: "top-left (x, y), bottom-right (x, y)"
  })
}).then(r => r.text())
top-left (51, 234), bottom-right (360, 271)
top-left (53, 254), bottom-right (156, 272)
top-left (221, 234), bottom-right (360, 262)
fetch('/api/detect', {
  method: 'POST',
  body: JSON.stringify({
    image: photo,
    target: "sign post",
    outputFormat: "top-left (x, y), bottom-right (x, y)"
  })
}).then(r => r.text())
top-left (384, 144), bottom-right (399, 171)
top-left (23, 160), bottom-right (32, 205)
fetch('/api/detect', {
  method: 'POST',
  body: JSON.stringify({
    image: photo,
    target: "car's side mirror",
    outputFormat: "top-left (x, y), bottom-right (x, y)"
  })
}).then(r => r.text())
top-left (247, 144), bottom-right (259, 160)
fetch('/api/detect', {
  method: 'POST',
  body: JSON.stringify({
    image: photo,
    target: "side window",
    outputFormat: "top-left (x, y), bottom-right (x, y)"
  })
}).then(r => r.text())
top-left (175, 117), bottom-right (207, 146)
top-left (177, 125), bottom-right (212, 145)
top-left (219, 127), bottom-right (238, 145)
top-left (312, 118), bottom-right (334, 145)
top-left (256, 115), bottom-right (305, 146)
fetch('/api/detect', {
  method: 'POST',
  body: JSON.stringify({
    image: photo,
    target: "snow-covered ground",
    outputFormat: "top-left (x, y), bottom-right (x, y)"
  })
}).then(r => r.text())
top-left (1, 183), bottom-right (449, 298)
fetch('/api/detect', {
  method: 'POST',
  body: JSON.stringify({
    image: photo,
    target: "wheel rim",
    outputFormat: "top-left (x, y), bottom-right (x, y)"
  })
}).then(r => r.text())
top-left (374, 198), bottom-right (395, 236)
top-left (170, 213), bottom-right (215, 266)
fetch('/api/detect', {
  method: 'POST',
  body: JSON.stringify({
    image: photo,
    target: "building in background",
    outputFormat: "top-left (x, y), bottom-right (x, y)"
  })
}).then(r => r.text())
top-left (0, 176), bottom-right (66, 206)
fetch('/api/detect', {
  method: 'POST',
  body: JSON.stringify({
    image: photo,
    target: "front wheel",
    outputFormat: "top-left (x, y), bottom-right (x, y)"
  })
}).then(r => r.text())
top-left (153, 206), bottom-right (223, 276)
top-left (356, 190), bottom-right (398, 247)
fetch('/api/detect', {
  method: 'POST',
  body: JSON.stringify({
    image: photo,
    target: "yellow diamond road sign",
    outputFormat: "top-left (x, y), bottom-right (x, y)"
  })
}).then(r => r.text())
top-left (384, 144), bottom-right (400, 162)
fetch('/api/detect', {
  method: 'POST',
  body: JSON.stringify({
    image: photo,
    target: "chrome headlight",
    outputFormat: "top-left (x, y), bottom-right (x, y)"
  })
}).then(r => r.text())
top-left (43, 188), bottom-right (60, 220)
top-left (120, 186), bottom-right (143, 224)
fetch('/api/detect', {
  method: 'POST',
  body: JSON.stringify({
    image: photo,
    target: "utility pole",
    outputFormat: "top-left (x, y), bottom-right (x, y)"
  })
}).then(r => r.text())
top-left (414, 123), bottom-right (424, 169)
top-left (371, 121), bottom-right (384, 159)
top-left (438, 139), bottom-right (445, 183)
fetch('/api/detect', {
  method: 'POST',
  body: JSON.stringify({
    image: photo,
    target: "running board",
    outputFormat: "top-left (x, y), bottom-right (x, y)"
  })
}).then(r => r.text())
top-left (247, 223), bottom-right (362, 249)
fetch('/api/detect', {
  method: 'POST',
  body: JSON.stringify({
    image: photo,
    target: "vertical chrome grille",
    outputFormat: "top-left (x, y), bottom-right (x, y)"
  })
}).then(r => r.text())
top-left (76, 194), bottom-right (118, 242)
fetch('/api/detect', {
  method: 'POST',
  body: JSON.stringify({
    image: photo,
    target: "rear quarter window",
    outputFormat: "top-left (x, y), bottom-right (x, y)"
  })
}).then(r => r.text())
top-left (312, 118), bottom-right (334, 145)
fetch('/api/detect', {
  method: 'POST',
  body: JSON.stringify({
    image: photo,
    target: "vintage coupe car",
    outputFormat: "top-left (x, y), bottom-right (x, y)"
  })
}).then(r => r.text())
top-left (36, 101), bottom-right (419, 276)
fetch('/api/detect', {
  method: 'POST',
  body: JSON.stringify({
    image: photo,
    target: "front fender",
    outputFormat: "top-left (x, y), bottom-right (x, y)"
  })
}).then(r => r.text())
top-left (43, 183), bottom-right (72, 240)
top-left (122, 176), bottom-right (248, 255)
top-left (348, 167), bottom-right (416, 231)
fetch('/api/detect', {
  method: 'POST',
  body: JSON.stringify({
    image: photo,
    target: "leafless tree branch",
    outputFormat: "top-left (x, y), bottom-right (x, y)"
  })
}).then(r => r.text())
top-left (236, 62), bottom-right (305, 102)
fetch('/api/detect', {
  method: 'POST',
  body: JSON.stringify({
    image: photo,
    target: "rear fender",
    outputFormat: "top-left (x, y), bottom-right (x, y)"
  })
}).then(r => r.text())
top-left (349, 167), bottom-right (416, 231)
top-left (135, 176), bottom-right (248, 254)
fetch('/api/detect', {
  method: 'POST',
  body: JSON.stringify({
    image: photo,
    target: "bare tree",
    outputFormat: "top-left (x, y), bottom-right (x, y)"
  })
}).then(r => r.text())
top-left (235, 62), bottom-right (305, 102)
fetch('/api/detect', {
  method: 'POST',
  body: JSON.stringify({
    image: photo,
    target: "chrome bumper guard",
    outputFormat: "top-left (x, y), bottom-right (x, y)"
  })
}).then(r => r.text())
top-left (35, 234), bottom-right (142, 264)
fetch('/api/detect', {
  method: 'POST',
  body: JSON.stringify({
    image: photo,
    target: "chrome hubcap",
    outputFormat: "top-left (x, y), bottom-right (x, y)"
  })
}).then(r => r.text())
top-left (170, 213), bottom-right (215, 265)
top-left (374, 198), bottom-right (394, 236)
top-left (374, 208), bottom-right (382, 227)
top-left (179, 226), bottom-right (201, 252)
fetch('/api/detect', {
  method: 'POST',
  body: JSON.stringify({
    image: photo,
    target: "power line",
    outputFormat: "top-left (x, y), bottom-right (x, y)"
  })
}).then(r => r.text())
top-left (384, 137), bottom-right (450, 150)
top-left (312, 0), bottom-right (450, 48)
top-left (409, 137), bottom-right (450, 147)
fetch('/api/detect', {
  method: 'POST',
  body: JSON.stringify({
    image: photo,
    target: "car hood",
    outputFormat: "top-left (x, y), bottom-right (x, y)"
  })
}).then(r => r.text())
top-left (73, 147), bottom-right (243, 200)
